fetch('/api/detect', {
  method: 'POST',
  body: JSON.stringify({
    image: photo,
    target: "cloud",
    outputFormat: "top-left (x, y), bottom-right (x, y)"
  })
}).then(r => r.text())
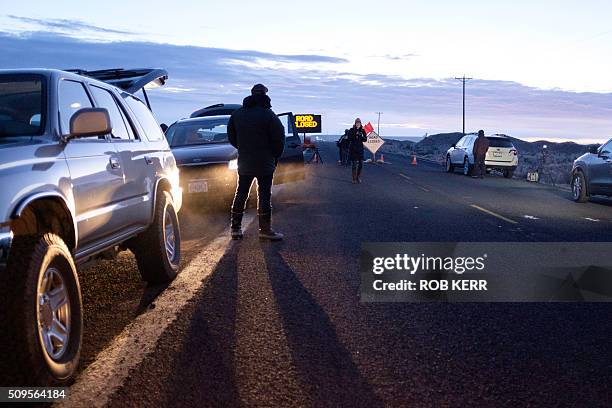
top-left (383, 53), bottom-right (418, 60)
top-left (0, 30), bottom-right (611, 140)
top-left (6, 15), bottom-right (134, 35)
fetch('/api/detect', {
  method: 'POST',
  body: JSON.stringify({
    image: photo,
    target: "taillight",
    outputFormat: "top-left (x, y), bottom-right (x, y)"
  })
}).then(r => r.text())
top-left (510, 149), bottom-right (518, 156)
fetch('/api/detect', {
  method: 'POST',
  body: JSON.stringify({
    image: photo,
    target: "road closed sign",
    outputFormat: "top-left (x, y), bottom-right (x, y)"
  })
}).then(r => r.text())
top-left (294, 114), bottom-right (322, 133)
top-left (365, 131), bottom-right (385, 154)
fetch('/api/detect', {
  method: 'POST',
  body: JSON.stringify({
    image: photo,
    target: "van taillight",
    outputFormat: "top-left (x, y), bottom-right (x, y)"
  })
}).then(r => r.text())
top-left (510, 149), bottom-right (518, 156)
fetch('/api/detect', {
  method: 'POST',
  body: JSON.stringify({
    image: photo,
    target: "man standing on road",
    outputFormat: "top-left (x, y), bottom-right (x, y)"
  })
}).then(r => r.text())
top-left (228, 84), bottom-right (285, 241)
top-left (347, 118), bottom-right (368, 183)
top-left (336, 129), bottom-right (350, 165)
top-left (472, 129), bottom-right (489, 179)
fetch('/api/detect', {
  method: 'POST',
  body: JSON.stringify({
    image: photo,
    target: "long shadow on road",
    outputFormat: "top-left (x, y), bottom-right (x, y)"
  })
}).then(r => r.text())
top-left (262, 242), bottom-right (385, 407)
top-left (160, 246), bottom-right (241, 408)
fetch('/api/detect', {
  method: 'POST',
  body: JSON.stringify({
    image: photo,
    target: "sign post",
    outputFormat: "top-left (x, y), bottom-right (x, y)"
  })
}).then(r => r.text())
top-left (364, 131), bottom-right (385, 162)
top-left (295, 114), bottom-right (322, 164)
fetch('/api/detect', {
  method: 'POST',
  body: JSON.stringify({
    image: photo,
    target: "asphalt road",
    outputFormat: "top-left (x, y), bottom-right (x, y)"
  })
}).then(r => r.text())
top-left (65, 142), bottom-right (610, 407)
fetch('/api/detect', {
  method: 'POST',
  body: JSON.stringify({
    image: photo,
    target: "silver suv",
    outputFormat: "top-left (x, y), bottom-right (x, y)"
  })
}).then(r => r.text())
top-left (0, 69), bottom-right (182, 385)
top-left (445, 133), bottom-right (519, 178)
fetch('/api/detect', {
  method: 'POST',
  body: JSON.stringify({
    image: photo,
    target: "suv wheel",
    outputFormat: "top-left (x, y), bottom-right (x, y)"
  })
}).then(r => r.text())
top-left (0, 233), bottom-right (82, 385)
top-left (503, 169), bottom-right (514, 178)
top-left (445, 155), bottom-right (454, 173)
top-left (130, 190), bottom-right (181, 283)
top-left (571, 171), bottom-right (589, 203)
top-left (463, 157), bottom-right (472, 176)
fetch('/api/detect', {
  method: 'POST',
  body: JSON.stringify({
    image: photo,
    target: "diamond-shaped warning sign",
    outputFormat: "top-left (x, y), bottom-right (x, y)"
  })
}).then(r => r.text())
top-left (364, 131), bottom-right (385, 154)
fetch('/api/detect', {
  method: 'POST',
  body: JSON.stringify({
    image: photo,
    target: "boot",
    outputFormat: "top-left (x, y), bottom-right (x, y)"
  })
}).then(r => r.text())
top-left (230, 211), bottom-right (243, 240)
top-left (258, 212), bottom-right (283, 241)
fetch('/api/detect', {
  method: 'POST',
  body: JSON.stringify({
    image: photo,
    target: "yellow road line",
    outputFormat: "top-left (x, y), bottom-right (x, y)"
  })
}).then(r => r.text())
top-left (470, 204), bottom-right (518, 224)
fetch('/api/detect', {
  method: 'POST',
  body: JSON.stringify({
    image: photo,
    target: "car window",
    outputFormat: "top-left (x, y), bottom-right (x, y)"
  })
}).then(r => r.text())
top-left (278, 114), bottom-right (295, 140)
top-left (124, 95), bottom-right (164, 142)
top-left (487, 137), bottom-right (514, 148)
top-left (0, 75), bottom-right (45, 137)
top-left (59, 80), bottom-right (93, 135)
top-left (600, 139), bottom-right (612, 155)
top-left (456, 136), bottom-right (466, 148)
top-left (166, 118), bottom-right (230, 147)
top-left (90, 85), bottom-right (132, 140)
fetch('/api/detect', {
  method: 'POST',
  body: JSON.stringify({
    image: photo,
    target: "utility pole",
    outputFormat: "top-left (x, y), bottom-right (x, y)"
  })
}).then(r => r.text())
top-left (455, 76), bottom-right (472, 135)
top-left (375, 112), bottom-right (383, 135)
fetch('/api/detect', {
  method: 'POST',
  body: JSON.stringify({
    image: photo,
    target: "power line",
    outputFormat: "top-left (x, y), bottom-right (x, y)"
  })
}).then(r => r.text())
top-left (455, 76), bottom-right (472, 135)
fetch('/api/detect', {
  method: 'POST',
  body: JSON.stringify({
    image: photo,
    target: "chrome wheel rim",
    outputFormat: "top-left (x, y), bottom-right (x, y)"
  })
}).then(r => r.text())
top-left (463, 160), bottom-right (469, 175)
top-left (446, 157), bottom-right (451, 171)
top-left (164, 210), bottom-right (177, 264)
top-left (37, 266), bottom-right (71, 361)
top-left (572, 175), bottom-right (581, 199)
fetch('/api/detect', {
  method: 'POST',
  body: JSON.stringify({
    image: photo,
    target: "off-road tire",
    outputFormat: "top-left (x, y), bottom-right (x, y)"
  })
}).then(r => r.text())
top-left (130, 190), bottom-right (181, 284)
top-left (0, 233), bottom-right (82, 386)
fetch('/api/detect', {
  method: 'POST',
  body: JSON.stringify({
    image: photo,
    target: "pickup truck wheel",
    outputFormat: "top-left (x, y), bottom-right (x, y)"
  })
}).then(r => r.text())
top-left (0, 233), bottom-right (82, 386)
top-left (571, 171), bottom-right (589, 203)
top-left (131, 190), bottom-right (181, 284)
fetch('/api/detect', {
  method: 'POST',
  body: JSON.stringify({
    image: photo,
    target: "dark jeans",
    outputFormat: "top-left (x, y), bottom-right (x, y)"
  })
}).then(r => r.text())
top-left (475, 157), bottom-right (486, 177)
top-left (351, 159), bottom-right (363, 172)
top-left (231, 173), bottom-right (273, 215)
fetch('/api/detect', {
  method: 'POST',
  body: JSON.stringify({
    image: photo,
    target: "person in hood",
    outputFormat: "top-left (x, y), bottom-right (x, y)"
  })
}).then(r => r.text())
top-left (472, 129), bottom-right (490, 178)
top-left (336, 129), bottom-right (350, 165)
top-left (228, 84), bottom-right (285, 240)
top-left (347, 118), bottom-right (368, 183)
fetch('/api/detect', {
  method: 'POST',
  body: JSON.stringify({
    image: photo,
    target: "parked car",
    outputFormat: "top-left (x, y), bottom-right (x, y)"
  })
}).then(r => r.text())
top-left (445, 133), bottom-right (518, 177)
top-left (190, 103), bottom-right (242, 118)
top-left (0, 68), bottom-right (182, 386)
top-left (167, 106), bottom-right (305, 204)
top-left (571, 138), bottom-right (612, 202)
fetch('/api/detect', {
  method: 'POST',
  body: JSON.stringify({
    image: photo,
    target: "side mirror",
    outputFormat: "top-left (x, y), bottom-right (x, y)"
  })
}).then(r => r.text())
top-left (451, 143), bottom-right (456, 148)
top-left (589, 145), bottom-right (600, 155)
top-left (66, 108), bottom-right (112, 140)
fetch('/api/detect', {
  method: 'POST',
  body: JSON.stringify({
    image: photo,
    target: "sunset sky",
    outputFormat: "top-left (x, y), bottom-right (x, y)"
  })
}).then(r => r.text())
top-left (2, 0), bottom-right (612, 142)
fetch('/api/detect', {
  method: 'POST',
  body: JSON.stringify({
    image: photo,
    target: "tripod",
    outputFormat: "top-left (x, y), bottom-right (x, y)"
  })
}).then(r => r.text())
top-left (306, 145), bottom-right (323, 164)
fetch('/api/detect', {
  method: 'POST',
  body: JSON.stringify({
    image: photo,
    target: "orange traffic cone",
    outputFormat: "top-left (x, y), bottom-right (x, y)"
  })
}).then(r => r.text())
top-left (380, 154), bottom-right (385, 163)
top-left (412, 155), bottom-right (417, 166)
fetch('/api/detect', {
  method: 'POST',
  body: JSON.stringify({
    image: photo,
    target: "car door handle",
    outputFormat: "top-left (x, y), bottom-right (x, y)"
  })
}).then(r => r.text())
top-left (109, 157), bottom-right (121, 170)
top-left (144, 156), bottom-right (154, 165)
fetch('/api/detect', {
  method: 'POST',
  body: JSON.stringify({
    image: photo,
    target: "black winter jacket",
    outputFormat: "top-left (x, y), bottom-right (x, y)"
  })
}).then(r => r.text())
top-left (228, 95), bottom-right (285, 176)
top-left (347, 126), bottom-right (368, 161)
